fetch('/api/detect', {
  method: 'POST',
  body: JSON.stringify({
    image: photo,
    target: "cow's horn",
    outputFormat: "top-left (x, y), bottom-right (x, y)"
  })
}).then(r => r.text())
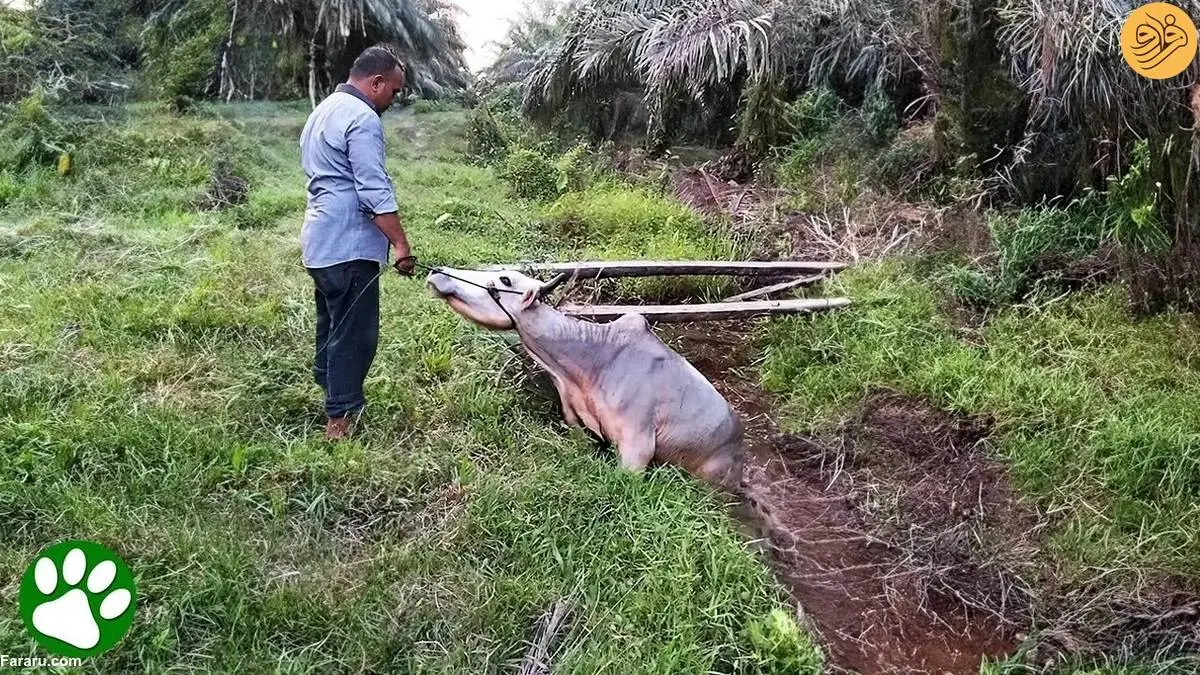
top-left (539, 272), bottom-right (569, 297)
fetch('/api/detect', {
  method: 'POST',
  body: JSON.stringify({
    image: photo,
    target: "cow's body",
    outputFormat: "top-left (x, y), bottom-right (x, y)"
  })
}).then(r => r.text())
top-left (426, 268), bottom-right (744, 488)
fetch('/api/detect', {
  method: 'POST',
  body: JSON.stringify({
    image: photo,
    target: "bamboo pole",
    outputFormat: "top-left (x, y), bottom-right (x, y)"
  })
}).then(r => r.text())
top-left (721, 274), bottom-right (828, 302)
top-left (559, 297), bottom-right (851, 323)
top-left (494, 260), bottom-right (848, 280)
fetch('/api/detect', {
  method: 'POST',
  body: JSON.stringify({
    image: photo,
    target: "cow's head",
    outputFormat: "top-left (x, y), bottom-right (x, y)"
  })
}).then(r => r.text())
top-left (425, 267), bottom-right (566, 330)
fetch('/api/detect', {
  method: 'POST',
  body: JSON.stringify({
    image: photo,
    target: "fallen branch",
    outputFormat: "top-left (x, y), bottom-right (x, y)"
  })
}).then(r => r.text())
top-left (722, 274), bottom-right (828, 303)
top-left (497, 260), bottom-right (848, 280)
top-left (560, 297), bottom-right (852, 323)
top-left (517, 600), bottom-right (572, 675)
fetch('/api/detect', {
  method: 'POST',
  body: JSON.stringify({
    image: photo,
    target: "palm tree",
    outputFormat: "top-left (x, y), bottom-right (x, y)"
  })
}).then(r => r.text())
top-left (479, 0), bottom-right (573, 89)
top-left (521, 0), bottom-right (773, 148)
top-left (144, 0), bottom-right (468, 105)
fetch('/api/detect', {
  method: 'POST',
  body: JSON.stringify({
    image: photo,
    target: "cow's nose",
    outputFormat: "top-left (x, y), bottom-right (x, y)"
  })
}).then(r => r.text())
top-left (426, 271), bottom-right (452, 298)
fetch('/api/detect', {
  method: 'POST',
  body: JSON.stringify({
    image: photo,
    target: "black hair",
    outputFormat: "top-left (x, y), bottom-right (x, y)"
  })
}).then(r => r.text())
top-left (349, 45), bottom-right (406, 80)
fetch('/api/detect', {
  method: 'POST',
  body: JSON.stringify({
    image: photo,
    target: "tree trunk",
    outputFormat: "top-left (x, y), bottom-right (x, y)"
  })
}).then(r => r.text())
top-left (932, 0), bottom-right (1027, 172)
top-left (308, 38), bottom-right (318, 109)
top-left (223, 0), bottom-right (238, 100)
top-left (220, 0), bottom-right (239, 102)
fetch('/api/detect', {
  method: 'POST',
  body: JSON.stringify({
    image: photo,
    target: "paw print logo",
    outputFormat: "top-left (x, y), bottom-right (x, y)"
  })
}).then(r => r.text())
top-left (19, 540), bottom-right (137, 658)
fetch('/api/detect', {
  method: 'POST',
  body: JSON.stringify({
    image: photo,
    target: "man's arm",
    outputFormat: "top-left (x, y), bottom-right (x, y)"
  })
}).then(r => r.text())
top-left (374, 212), bottom-right (413, 273)
top-left (345, 115), bottom-right (415, 275)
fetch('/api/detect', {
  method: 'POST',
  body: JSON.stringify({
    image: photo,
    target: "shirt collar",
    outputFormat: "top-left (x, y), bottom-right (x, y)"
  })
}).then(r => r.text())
top-left (335, 83), bottom-right (379, 115)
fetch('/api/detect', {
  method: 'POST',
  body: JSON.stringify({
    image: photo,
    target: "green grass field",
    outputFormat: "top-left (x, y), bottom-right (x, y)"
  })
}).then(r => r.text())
top-left (2, 102), bottom-right (1198, 673)
top-left (0, 104), bottom-right (818, 673)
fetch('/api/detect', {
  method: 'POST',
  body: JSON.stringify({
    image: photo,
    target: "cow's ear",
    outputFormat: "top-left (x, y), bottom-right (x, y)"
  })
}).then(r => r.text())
top-left (520, 289), bottom-right (537, 309)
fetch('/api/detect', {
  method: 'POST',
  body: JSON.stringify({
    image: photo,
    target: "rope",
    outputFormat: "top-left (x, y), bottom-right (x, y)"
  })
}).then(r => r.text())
top-left (312, 256), bottom-right (525, 360)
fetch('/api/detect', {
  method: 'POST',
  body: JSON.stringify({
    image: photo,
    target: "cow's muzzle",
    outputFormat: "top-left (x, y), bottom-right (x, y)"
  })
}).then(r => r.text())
top-left (425, 270), bottom-right (455, 299)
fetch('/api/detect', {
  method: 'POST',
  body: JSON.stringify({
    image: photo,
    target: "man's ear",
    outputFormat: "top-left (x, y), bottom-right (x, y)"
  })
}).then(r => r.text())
top-left (520, 289), bottom-right (537, 309)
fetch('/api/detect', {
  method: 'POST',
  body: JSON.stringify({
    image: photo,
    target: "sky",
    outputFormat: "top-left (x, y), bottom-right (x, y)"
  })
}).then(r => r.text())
top-left (0, 0), bottom-right (534, 73)
top-left (454, 0), bottom-right (539, 72)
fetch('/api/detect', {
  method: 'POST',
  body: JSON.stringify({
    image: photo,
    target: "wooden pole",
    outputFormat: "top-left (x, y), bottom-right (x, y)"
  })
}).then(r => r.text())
top-left (722, 274), bottom-right (828, 302)
top-left (494, 260), bottom-right (848, 280)
top-left (559, 297), bottom-right (851, 323)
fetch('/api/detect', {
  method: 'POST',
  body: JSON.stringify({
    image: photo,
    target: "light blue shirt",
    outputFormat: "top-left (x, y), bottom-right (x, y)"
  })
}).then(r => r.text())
top-left (299, 85), bottom-right (400, 269)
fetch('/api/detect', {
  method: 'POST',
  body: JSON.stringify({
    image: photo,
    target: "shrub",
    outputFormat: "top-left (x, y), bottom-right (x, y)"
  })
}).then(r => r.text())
top-left (465, 107), bottom-right (509, 166)
top-left (0, 172), bottom-right (17, 208)
top-left (0, 88), bottom-right (73, 171)
top-left (862, 86), bottom-right (899, 146)
top-left (784, 86), bottom-right (841, 141)
top-left (499, 148), bottom-right (558, 201)
top-left (543, 185), bottom-right (715, 252)
top-left (871, 126), bottom-right (936, 195)
top-left (140, 0), bottom-right (227, 102)
top-left (410, 99), bottom-right (459, 114)
top-left (224, 190), bottom-right (303, 229)
top-left (553, 143), bottom-right (607, 194)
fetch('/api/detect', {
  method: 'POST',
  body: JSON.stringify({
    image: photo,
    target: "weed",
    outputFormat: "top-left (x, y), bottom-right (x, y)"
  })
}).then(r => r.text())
top-left (942, 198), bottom-right (1111, 307)
top-left (465, 106), bottom-right (511, 166)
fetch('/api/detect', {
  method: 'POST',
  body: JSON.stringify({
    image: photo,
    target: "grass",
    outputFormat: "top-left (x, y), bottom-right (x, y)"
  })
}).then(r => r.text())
top-left (0, 103), bottom-right (818, 672)
top-left (4, 97), bottom-right (1196, 673)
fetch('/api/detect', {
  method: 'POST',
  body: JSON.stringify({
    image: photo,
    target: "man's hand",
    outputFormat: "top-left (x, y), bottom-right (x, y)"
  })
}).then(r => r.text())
top-left (392, 243), bottom-right (416, 276)
top-left (372, 212), bottom-right (415, 277)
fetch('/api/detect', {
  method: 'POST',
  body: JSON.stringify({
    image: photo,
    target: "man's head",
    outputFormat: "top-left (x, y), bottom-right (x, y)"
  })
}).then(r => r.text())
top-left (347, 45), bottom-right (406, 113)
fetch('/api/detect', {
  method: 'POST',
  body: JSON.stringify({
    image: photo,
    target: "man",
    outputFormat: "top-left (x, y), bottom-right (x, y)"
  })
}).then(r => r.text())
top-left (299, 45), bottom-right (416, 441)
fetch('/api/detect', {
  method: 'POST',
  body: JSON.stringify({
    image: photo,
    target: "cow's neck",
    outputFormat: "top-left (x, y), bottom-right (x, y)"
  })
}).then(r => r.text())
top-left (512, 303), bottom-right (617, 383)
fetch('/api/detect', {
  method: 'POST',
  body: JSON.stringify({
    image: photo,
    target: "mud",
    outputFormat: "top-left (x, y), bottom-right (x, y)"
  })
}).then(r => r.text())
top-left (659, 322), bottom-right (1030, 674)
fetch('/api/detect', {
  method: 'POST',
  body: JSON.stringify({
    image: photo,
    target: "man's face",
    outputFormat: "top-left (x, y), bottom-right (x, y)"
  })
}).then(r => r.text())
top-left (366, 66), bottom-right (405, 113)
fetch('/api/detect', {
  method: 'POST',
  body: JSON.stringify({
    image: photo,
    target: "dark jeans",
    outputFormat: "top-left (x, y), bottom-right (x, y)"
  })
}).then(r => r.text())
top-left (308, 259), bottom-right (381, 418)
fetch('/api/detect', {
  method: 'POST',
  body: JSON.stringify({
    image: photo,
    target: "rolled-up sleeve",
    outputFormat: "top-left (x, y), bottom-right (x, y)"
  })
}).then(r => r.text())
top-left (345, 115), bottom-right (399, 216)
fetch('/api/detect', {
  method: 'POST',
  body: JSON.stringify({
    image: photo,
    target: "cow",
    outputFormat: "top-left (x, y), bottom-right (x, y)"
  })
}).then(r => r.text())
top-left (425, 267), bottom-right (745, 490)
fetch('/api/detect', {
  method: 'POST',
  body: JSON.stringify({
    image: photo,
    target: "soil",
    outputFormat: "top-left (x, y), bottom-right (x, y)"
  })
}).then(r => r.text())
top-left (657, 321), bottom-right (1032, 675)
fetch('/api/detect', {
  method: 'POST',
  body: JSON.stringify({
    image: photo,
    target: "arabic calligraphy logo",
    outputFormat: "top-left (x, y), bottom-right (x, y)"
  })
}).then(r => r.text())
top-left (1121, 3), bottom-right (1198, 79)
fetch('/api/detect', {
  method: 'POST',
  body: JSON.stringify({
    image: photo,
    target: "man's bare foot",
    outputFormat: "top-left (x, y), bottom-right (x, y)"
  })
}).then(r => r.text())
top-left (325, 414), bottom-right (357, 441)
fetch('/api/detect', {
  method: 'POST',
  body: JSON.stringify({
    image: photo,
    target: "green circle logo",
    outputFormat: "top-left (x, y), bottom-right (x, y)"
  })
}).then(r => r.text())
top-left (18, 540), bottom-right (137, 658)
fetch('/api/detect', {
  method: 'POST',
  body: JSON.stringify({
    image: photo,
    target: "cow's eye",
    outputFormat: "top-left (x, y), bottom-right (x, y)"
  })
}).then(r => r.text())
top-left (499, 276), bottom-right (512, 287)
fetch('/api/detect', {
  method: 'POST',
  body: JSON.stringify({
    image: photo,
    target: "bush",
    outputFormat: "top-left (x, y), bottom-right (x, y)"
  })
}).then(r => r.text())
top-left (784, 86), bottom-right (841, 141)
top-left (862, 86), bottom-right (899, 146)
top-left (140, 0), bottom-right (227, 102)
top-left (465, 107), bottom-right (509, 166)
top-left (871, 126), bottom-right (936, 195)
top-left (543, 185), bottom-right (731, 298)
top-left (478, 82), bottom-right (523, 113)
top-left (553, 143), bottom-right (607, 194)
top-left (0, 172), bottom-right (17, 208)
top-left (0, 88), bottom-right (73, 171)
top-left (223, 190), bottom-right (303, 229)
top-left (499, 148), bottom-right (558, 201)
top-left (544, 185), bottom-right (711, 249)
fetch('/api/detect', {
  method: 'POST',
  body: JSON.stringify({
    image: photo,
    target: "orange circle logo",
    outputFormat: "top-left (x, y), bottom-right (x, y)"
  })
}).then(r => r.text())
top-left (1121, 3), bottom-right (1198, 79)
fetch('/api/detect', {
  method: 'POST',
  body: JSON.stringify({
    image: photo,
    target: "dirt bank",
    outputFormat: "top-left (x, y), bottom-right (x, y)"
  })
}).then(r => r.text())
top-left (660, 322), bottom-right (1031, 674)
